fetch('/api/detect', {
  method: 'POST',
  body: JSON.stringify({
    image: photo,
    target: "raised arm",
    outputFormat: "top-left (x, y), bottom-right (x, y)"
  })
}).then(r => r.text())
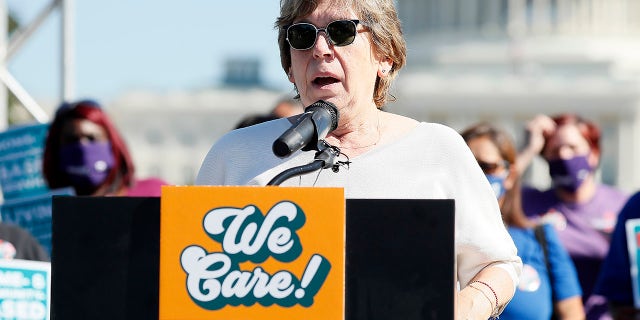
top-left (515, 114), bottom-right (556, 175)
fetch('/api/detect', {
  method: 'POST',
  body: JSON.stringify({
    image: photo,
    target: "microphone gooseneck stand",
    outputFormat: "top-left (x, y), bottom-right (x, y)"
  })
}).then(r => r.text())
top-left (267, 140), bottom-right (341, 186)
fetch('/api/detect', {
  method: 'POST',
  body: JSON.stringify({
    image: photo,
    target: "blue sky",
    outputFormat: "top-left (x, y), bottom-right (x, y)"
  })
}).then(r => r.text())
top-left (6, 0), bottom-right (291, 103)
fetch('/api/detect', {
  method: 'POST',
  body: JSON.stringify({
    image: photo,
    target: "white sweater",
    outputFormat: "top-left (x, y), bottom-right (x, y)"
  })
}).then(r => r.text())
top-left (196, 119), bottom-right (522, 288)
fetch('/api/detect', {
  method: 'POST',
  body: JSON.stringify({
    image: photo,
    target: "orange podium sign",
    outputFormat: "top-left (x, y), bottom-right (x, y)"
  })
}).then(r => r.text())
top-left (159, 186), bottom-right (345, 320)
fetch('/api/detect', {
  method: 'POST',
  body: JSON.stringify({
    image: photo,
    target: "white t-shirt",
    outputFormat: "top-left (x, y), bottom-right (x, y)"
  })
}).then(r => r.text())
top-left (196, 118), bottom-right (522, 288)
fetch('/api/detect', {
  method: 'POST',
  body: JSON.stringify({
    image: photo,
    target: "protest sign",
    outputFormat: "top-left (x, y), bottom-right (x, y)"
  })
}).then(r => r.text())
top-left (159, 186), bottom-right (345, 320)
top-left (0, 259), bottom-right (50, 320)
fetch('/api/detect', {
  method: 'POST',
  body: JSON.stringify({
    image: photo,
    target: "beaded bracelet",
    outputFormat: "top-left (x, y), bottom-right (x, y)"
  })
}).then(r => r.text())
top-left (469, 280), bottom-right (499, 319)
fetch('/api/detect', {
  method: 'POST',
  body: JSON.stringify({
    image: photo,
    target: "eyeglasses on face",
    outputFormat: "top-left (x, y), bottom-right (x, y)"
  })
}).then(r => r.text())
top-left (285, 19), bottom-right (362, 51)
top-left (477, 160), bottom-right (510, 175)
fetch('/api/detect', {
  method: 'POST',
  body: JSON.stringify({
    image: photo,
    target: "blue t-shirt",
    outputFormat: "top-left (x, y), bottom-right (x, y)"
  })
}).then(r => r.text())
top-left (594, 191), bottom-right (640, 304)
top-left (500, 224), bottom-right (582, 320)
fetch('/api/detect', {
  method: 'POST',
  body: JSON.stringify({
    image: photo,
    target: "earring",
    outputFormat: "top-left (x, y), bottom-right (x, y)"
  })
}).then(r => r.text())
top-left (382, 70), bottom-right (387, 74)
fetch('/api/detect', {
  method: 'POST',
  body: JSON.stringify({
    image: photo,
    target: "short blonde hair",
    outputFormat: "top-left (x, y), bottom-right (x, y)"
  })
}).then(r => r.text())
top-left (276, 0), bottom-right (406, 108)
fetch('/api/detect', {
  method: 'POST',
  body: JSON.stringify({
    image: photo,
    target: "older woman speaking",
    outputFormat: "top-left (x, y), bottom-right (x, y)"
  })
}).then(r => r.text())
top-left (196, 0), bottom-right (522, 318)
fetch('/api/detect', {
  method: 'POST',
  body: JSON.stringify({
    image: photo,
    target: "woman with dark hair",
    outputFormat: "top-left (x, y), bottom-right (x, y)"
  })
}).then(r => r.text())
top-left (43, 99), bottom-right (167, 196)
top-left (518, 113), bottom-right (629, 320)
top-left (462, 122), bottom-right (584, 320)
top-left (0, 222), bottom-right (49, 261)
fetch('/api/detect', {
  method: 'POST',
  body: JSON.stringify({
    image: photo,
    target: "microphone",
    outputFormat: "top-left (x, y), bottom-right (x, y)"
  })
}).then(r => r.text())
top-left (272, 100), bottom-right (339, 158)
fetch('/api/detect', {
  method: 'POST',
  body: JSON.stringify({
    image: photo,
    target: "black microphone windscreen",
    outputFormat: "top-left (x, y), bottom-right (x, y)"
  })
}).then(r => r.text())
top-left (305, 100), bottom-right (339, 132)
top-left (272, 100), bottom-right (340, 158)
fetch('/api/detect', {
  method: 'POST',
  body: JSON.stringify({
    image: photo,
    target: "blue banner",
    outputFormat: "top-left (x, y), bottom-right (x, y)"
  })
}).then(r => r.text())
top-left (0, 124), bottom-right (50, 201)
top-left (1, 188), bottom-right (74, 255)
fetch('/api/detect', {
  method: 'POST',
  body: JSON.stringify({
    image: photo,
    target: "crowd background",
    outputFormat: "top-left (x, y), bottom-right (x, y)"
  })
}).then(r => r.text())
top-left (0, 1), bottom-right (639, 319)
top-left (1, 0), bottom-right (638, 190)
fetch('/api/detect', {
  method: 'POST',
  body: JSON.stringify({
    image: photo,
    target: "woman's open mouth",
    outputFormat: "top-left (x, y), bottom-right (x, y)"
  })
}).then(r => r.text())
top-left (312, 76), bottom-right (340, 88)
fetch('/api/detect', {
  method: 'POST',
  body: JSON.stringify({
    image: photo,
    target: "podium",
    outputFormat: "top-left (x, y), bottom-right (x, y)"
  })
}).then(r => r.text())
top-left (51, 188), bottom-right (454, 320)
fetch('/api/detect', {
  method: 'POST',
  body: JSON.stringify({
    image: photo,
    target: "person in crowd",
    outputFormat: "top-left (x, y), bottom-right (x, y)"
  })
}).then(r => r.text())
top-left (594, 191), bottom-right (640, 320)
top-left (234, 113), bottom-right (278, 129)
top-left (196, 0), bottom-right (522, 318)
top-left (0, 222), bottom-right (48, 261)
top-left (43, 99), bottom-right (168, 197)
top-left (462, 122), bottom-right (584, 320)
top-left (269, 96), bottom-right (304, 118)
top-left (235, 96), bottom-right (302, 129)
top-left (517, 113), bottom-right (629, 319)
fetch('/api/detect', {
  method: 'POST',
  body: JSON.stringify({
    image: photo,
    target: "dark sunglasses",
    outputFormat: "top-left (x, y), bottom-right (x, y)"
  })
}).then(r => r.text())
top-left (477, 160), bottom-right (510, 174)
top-left (285, 19), bottom-right (362, 51)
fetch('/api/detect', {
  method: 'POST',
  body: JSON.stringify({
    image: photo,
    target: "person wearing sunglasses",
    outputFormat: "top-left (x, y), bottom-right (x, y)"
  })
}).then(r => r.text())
top-left (196, 1), bottom-right (521, 318)
top-left (462, 122), bottom-right (585, 320)
top-left (517, 113), bottom-right (629, 320)
top-left (43, 99), bottom-right (169, 196)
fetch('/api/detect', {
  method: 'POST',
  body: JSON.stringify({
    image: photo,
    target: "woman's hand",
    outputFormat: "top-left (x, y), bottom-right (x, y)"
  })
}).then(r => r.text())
top-left (457, 286), bottom-right (492, 320)
top-left (515, 114), bottom-right (557, 175)
top-left (457, 266), bottom-right (516, 319)
top-left (525, 114), bottom-right (556, 153)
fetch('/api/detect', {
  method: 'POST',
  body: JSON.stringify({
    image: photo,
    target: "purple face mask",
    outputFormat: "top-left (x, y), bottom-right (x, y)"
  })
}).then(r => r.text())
top-left (548, 154), bottom-right (592, 193)
top-left (59, 141), bottom-right (115, 195)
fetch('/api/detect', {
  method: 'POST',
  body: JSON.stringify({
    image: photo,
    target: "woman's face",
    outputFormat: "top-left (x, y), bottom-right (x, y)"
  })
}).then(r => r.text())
top-left (60, 118), bottom-right (109, 146)
top-left (287, 1), bottom-right (391, 118)
top-left (542, 124), bottom-right (591, 161)
top-left (467, 136), bottom-right (509, 177)
top-left (467, 135), bottom-right (515, 202)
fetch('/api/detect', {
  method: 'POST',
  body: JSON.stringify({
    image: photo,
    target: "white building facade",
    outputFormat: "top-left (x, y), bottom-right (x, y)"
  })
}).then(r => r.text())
top-left (391, 0), bottom-right (640, 191)
top-left (108, 88), bottom-right (287, 185)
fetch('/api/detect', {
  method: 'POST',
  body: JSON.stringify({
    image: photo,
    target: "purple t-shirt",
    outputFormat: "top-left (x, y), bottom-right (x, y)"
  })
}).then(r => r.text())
top-left (522, 184), bottom-right (628, 320)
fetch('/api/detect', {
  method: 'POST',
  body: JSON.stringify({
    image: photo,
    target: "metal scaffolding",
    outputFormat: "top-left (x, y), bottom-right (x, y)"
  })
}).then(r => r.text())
top-left (0, 0), bottom-right (75, 130)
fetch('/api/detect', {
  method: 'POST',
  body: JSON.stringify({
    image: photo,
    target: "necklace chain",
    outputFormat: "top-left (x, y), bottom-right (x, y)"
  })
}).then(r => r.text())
top-left (340, 110), bottom-right (381, 150)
